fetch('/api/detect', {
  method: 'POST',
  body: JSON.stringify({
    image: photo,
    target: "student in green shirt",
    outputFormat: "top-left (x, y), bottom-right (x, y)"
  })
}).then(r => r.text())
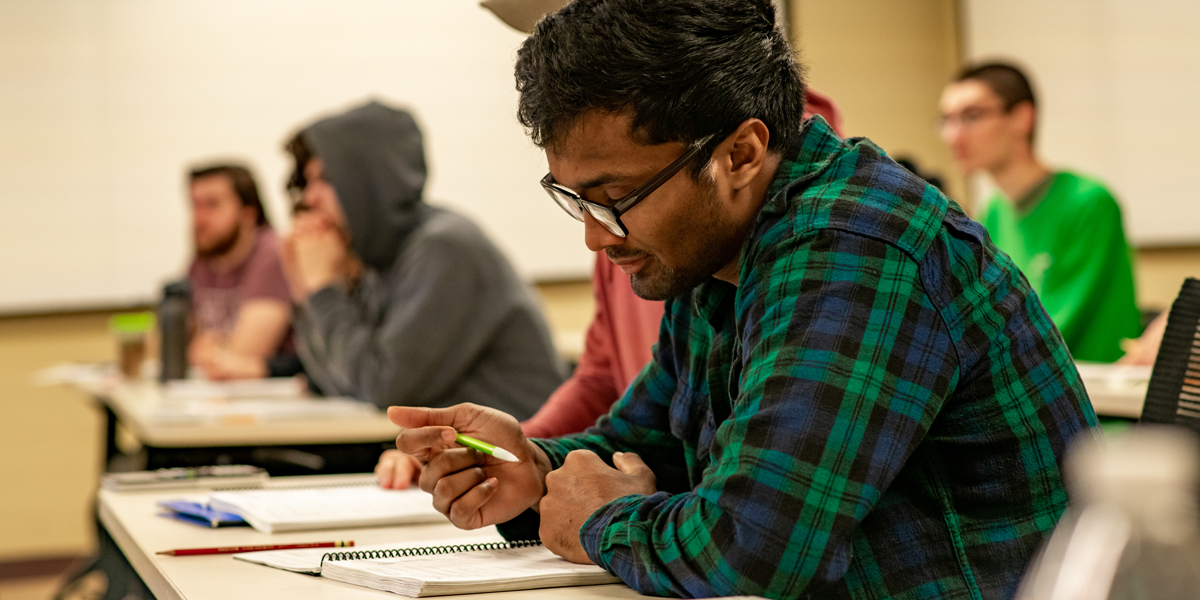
top-left (940, 62), bottom-right (1141, 362)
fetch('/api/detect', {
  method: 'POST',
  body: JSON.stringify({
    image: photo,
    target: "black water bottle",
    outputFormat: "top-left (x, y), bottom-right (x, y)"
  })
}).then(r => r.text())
top-left (159, 280), bottom-right (190, 382)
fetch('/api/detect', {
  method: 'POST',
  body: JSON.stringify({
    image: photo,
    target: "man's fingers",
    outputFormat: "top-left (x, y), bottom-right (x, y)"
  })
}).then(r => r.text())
top-left (419, 448), bottom-right (487, 495)
top-left (560, 449), bottom-right (601, 468)
top-left (447, 477), bottom-right (500, 530)
top-left (388, 405), bottom-right (460, 429)
top-left (375, 451), bottom-right (395, 487)
top-left (612, 451), bottom-right (650, 477)
top-left (376, 450), bottom-right (422, 490)
top-left (430, 467), bottom-right (488, 515)
top-left (395, 425), bottom-right (457, 455)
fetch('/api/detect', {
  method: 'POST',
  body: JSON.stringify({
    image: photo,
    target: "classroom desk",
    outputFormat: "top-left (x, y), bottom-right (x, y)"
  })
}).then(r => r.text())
top-left (79, 376), bottom-right (399, 472)
top-left (1075, 363), bottom-right (1151, 419)
top-left (99, 474), bottom-right (672, 600)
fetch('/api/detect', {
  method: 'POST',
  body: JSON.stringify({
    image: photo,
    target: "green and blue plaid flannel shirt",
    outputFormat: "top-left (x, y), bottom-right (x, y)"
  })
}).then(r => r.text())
top-left (503, 117), bottom-right (1097, 599)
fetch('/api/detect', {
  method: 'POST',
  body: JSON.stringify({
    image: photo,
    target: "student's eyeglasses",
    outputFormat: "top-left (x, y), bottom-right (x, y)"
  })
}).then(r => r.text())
top-left (540, 135), bottom-right (715, 237)
top-left (937, 105), bottom-right (1008, 132)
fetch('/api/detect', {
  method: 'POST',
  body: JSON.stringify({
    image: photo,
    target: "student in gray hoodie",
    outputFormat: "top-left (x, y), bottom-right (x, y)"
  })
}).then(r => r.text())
top-left (282, 100), bottom-right (563, 420)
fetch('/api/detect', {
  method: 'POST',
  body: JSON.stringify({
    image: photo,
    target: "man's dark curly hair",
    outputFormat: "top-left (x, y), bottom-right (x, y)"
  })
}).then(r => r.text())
top-left (514, 0), bottom-right (806, 175)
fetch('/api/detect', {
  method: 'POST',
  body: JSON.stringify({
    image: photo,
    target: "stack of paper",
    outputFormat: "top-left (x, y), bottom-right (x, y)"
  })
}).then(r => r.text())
top-left (320, 544), bottom-right (620, 597)
top-left (147, 396), bottom-right (377, 426)
top-left (208, 484), bottom-right (444, 534)
top-left (163, 377), bottom-right (307, 399)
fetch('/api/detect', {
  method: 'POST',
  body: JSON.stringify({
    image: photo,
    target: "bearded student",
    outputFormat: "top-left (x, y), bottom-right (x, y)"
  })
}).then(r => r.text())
top-left (186, 164), bottom-right (295, 380)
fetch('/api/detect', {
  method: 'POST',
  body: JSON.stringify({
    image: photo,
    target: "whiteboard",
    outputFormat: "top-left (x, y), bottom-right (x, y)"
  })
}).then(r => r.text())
top-left (962, 0), bottom-right (1200, 247)
top-left (0, 0), bottom-right (594, 314)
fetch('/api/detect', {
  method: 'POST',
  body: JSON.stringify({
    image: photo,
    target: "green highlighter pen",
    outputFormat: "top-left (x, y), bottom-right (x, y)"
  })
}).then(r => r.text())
top-left (455, 433), bottom-right (520, 463)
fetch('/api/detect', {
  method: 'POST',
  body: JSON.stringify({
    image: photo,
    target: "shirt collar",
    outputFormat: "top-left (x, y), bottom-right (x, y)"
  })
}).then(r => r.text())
top-left (761, 115), bottom-right (845, 216)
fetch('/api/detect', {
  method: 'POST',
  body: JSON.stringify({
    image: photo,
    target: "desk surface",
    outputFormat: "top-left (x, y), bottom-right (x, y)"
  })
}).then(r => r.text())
top-left (80, 359), bottom-right (1144, 451)
top-left (89, 379), bottom-right (400, 448)
top-left (99, 474), bottom-right (653, 600)
top-left (1076, 363), bottom-right (1151, 419)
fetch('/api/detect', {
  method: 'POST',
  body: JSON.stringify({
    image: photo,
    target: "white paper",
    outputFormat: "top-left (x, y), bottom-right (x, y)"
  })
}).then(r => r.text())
top-left (209, 485), bottom-right (445, 534)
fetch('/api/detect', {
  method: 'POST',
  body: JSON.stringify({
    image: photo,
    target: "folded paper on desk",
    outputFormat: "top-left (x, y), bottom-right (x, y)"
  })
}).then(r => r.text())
top-left (208, 484), bottom-right (444, 534)
top-left (163, 377), bottom-right (306, 399)
top-left (234, 535), bottom-right (504, 574)
top-left (319, 540), bottom-right (620, 597)
top-left (103, 465), bottom-right (267, 492)
top-left (147, 397), bottom-right (377, 426)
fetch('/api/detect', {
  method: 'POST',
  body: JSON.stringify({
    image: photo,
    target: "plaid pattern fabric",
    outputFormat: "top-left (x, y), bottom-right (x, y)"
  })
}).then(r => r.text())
top-left (529, 118), bottom-right (1097, 599)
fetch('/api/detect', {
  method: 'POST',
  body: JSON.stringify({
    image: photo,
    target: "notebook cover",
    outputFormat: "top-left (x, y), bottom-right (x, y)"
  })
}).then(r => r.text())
top-left (157, 500), bottom-right (248, 528)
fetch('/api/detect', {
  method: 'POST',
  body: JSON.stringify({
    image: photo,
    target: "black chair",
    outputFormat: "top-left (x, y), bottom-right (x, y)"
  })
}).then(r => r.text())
top-left (1139, 277), bottom-right (1200, 430)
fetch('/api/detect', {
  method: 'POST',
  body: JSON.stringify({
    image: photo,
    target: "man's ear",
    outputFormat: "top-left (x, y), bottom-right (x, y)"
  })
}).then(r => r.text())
top-left (713, 118), bottom-right (771, 190)
top-left (1011, 101), bottom-right (1037, 144)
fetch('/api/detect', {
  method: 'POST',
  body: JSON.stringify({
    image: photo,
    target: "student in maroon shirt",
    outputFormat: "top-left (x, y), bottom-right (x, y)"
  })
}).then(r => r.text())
top-left (186, 164), bottom-right (293, 379)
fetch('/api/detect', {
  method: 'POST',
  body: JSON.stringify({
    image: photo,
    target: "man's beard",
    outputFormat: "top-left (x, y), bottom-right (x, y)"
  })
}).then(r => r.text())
top-left (195, 224), bottom-right (241, 259)
top-left (613, 177), bottom-right (746, 301)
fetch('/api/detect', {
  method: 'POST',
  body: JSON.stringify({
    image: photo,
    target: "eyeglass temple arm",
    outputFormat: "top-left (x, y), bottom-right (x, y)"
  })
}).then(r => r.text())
top-left (612, 135), bottom-right (715, 214)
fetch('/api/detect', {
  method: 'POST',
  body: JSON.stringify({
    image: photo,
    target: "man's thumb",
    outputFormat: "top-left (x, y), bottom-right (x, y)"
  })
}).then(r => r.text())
top-left (612, 451), bottom-right (651, 477)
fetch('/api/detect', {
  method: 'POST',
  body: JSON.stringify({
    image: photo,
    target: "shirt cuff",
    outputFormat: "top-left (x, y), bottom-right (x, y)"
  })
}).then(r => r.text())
top-left (495, 508), bottom-right (542, 542)
top-left (579, 493), bottom-right (654, 570)
top-left (305, 283), bottom-right (347, 319)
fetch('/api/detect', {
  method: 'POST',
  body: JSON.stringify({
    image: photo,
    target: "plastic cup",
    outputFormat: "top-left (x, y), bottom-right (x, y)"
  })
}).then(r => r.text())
top-left (109, 312), bottom-right (156, 378)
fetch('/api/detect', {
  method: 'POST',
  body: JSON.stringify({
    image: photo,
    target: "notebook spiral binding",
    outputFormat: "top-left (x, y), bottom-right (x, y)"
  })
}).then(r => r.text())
top-left (320, 539), bottom-right (542, 567)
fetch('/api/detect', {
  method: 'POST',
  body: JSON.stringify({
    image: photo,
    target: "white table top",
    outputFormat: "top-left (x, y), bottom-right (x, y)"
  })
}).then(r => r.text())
top-left (1075, 363), bottom-right (1151, 419)
top-left (98, 474), bottom-right (652, 600)
top-left (85, 377), bottom-right (400, 448)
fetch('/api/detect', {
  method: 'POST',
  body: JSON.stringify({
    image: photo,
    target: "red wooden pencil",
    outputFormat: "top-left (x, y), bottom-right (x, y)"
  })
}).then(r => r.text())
top-left (156, 540), bottom-right (354, 556)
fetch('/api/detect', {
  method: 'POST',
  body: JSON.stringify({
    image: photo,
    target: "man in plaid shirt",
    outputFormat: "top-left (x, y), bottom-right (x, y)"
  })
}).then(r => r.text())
top-left (391, 0), bottom-right (1097, 598)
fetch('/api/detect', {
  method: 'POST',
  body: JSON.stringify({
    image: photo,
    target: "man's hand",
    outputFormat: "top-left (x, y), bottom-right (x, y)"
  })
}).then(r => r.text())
top-left (539, 450), bottom-right (657, 564)
top-left (202, 350), bottom-right (267, 381)
top-left (389, 404), bottom-right (552, 530)
top-left (286, 213), bottom-right (349, 297)
top-left (375, 449), bottom-right (422, 490)
top-left (188, 332), bottom-right (221, 367)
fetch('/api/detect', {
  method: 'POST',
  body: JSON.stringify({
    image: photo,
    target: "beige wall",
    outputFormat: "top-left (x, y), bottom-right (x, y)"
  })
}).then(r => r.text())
top-left (0, 313), bottom-right (107, 562)
top-left (1136, 247), bottom-right (1200, 312)
top-left (789, 0), bottom-right (967, 207)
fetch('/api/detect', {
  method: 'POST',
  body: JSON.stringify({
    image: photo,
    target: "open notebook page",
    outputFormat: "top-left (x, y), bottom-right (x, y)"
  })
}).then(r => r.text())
top-left (209, 485), bottom-right (444, 534)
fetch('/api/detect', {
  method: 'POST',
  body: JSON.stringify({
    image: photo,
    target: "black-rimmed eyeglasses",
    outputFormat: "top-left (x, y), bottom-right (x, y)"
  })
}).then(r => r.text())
top-left (540, 135), bottom-right (715, 237)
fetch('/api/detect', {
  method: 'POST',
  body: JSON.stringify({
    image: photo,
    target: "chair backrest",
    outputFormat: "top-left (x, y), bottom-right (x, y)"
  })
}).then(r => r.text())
top-left (1140, 277), bottom-right (1200, 431)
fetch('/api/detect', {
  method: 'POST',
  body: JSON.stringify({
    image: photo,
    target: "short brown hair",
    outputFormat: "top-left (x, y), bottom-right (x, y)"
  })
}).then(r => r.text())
top-left (956, 62), bottom-right (1037, 142)
top-left (188, 164), bottom-right (269, 227)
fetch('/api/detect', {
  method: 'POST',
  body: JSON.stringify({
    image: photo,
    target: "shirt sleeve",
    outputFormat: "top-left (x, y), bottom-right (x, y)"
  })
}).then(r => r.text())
top-left (238, 232), bottom-right (292, 305)
top-left (534, 229), bottom-right (957, 598)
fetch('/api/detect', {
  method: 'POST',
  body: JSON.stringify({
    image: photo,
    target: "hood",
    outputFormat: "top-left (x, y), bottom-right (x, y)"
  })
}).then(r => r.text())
top-left (301, 100), bottom-right (429, 271)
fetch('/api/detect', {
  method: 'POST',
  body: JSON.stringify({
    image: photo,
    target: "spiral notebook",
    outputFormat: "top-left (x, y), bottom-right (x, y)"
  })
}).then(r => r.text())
top-left (207, 483), bottom-right (444, 534)
top-left (318, 539), bottom-right (620, 597)
top-left (236, 537), bottom-right (620, 596)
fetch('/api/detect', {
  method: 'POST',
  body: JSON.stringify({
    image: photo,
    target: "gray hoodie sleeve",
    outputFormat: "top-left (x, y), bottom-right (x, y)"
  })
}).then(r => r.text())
top-left (294, 216), bottom-right (558, 412)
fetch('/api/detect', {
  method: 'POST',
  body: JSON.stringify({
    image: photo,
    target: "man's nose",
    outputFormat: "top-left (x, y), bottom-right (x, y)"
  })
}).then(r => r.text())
top-left (582, 212), bottom-right (624, 253)
top-left (940, 119), bottom-right (963, 146)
